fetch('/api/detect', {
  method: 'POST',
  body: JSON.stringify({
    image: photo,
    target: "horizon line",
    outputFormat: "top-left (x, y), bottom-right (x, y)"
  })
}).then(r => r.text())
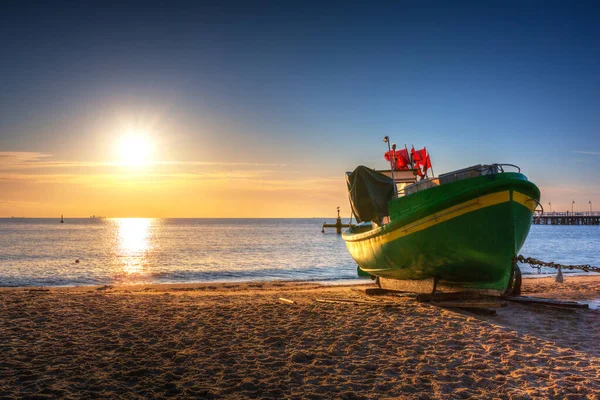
top-left (0, 216), bottom-right (345, 219)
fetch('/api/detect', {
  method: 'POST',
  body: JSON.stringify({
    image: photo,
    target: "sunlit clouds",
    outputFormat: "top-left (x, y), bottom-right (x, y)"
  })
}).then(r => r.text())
top-left (1, 147), bottom-right (599, 217)
top-left (0, 152), bottom-right (285, 170)
top-left (0, 152), bottom-right (53, 168)
top-left (0, 150), bottom-right (347, 218)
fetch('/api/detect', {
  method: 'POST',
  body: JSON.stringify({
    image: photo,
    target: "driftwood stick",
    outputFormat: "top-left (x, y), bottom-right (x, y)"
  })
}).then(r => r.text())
top-left (278, 297), bottom-right (295, 304)
top-left (416, 292), bottom-right (490, 303)
top-left (506, 296), bottom-right (589, 309)
top-left (364, 288), bottom-right (399, 296)
top-left (352, 288), bottom-right (417, 298)
top-left (430, 301), bottom-right (507, 309)
top-left (315, 298), bottom-right (397, 306)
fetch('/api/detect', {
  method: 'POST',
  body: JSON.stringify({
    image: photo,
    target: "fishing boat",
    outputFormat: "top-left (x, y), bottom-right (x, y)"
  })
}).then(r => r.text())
top-left (343, 140), bottom-right (540, 295)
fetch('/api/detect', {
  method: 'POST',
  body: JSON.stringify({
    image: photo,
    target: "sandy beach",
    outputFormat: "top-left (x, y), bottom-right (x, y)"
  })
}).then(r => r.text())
top-left (1, 276), bottom-right (599, 399)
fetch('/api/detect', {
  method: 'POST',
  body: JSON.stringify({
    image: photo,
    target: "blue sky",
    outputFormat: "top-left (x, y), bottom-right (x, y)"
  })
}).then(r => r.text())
top-left (1, 1), bottom-right (599, 216)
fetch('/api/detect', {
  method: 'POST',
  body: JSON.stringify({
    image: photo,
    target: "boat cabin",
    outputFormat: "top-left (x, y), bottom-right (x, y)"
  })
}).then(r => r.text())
top-left (384, 164), bottom-right (512, 198)
top-left (375, 169), bottom-right (419, 195)
top-left (347, 164), bottom-right (518, 226)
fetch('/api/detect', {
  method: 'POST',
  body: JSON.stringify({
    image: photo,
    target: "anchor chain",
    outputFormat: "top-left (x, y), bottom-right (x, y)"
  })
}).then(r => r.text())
top-left (514, 255), bottom-right (600, 274)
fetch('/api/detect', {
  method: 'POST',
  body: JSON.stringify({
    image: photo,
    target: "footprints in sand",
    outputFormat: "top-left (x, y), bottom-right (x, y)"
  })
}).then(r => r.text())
top-left (1, 287), bottom-right (600, 399)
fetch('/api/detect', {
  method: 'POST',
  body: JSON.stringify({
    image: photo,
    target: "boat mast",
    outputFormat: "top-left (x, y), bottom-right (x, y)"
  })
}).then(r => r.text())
top-left (383, 136), bottom-right (398, 198)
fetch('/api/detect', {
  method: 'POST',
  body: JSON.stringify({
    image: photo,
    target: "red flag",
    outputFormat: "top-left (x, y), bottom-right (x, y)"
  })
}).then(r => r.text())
top-left (384, 149), bottom-right (410, 170)
top-left (421, 154), bottom-right (432, 178)
top-left (384, 150), bottom-right (395, 163)
top-left (411, 147), bottom-right (427, 167)
top-left (396, 149), bottom-right (410, 170)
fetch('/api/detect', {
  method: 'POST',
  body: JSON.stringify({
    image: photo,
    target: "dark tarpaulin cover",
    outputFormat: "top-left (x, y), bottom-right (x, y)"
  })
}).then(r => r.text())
top-left (346, 166), bottom-right (395, 224)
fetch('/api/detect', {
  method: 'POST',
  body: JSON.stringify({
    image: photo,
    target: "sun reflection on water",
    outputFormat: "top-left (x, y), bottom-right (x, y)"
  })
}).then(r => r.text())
top-left (116, 218), bottom-right (153, 274)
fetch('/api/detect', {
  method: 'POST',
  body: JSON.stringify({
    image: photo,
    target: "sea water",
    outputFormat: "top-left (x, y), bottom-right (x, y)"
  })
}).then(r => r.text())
top-left (0, 219), bottom-right (598, 287)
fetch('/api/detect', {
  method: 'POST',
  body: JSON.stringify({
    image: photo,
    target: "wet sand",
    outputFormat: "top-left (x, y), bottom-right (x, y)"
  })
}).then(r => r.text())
top-left (1, 275), bottom-right (599, 399)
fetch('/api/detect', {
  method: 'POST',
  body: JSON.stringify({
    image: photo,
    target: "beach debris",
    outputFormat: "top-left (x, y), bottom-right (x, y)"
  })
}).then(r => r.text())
top-left (278, 297), bottom-right (295, 304)
top-left (96, 285), bottom-right (113, 291)
top-left (75, 259), bottom-right (80, 263)
top-left (506, 296), bottom-right (589, 309)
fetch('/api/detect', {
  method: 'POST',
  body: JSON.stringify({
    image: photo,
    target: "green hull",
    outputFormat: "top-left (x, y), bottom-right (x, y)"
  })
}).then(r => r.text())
top-left (343, 172), bottom-right (540, 293)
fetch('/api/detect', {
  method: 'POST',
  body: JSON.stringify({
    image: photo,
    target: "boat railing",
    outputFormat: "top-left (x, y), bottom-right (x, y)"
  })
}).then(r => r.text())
top-left (397, 163), bottom-right (521, 197)
top-left (528, 198), bottom-right (543, 223)
top-left (491, 163), bottom-right (520, 173)
top-left (474, 163), bottom-right (520, 175)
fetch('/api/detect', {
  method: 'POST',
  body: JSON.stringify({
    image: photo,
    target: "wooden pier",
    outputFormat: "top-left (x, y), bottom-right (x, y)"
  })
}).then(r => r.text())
top-left (534, 211), bottom-right (600, 225)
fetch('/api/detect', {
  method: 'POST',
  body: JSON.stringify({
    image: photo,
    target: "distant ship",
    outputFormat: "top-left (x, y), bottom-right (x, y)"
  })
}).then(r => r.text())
top-left (60, 214), bottom-right (64, 223)
top-left (89, 215), bottom-right (106, 219)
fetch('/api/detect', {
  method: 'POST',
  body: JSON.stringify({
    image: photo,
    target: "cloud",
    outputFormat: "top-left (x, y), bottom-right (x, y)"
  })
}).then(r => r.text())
top-left (0, 199), bottom-right (40, 207)
top-left (573, 151), bottom-right (600, 156)
top-left (0, 168), bottom-right (345, 197)
top-left (0, 151), bottom-right (342, 195)
top-left (0, 152), bottom-right (285, 170)
top-left (0, 171), bottom-right (275, 185)
top-left (0, 151), bottom-right (52, 163)
top-left (241, 178), bottom-right (343, 192)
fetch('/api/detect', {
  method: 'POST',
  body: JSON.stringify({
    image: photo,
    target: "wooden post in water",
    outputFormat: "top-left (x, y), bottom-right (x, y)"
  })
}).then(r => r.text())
top-left (322, 207), bottom-right (355, 234)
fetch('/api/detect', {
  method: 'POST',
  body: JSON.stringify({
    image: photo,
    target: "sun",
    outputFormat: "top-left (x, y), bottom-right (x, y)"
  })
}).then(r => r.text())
top-left (117, 134), bottom-right (154, 166)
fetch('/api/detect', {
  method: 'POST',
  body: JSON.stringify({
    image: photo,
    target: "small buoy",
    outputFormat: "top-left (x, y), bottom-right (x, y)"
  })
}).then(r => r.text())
top-left (75, 259), bottom-right (80, 264)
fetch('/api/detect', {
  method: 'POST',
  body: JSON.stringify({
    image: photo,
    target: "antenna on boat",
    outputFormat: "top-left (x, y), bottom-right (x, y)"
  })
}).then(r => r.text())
top-left (383, 136), bottom-right (398, 197)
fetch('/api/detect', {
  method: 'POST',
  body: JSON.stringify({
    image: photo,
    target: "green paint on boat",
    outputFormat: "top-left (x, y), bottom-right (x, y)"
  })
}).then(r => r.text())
top-left (356, 265), bottom-right (372, 278)
top-left (343, 167), bottom-right (540, 294)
